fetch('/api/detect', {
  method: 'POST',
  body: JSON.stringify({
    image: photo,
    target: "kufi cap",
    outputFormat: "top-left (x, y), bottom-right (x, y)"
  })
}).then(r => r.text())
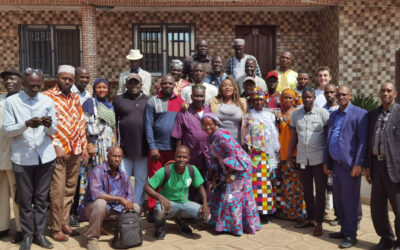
top-left (234, 38), bottom-right (245, 46)
top-left (58, 65), bottom-right (75, 75)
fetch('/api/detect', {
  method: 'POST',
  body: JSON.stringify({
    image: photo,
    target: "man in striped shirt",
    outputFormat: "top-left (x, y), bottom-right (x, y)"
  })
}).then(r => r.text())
top-left (43, 65), bottom-right (88, 242)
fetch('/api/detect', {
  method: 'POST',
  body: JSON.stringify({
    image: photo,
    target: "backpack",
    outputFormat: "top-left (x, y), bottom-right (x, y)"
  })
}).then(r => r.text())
top-left (161, 162), bottom-right (195, 187)
top-left (111, 210), bottom-right (142, 249)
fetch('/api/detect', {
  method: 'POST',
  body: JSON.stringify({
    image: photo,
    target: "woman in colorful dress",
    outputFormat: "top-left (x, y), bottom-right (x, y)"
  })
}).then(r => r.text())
top-left (155, 59), bottom-right (191, 96)
top-left (243, 87), bottom-right (280, 223)
top-left (79, 78), bottom-right (116, 207)
top-left (201, 113), bottom-right (260, 236)
top-left (275, 89), bottom-right (307, 223)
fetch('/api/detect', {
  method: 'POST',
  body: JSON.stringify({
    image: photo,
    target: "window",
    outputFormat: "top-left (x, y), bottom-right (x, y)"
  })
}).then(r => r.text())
top-left (133, 24), bottom-right (195, 76)
top-left (19, 25), bottom-right (82, 77)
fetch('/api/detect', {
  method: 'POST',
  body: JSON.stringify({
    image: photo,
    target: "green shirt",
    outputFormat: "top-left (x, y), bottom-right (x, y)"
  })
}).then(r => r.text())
top-left (148, 164), bottom-right (204, 203)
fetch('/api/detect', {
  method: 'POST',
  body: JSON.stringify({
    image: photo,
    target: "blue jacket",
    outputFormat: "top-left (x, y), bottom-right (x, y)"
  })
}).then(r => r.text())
top-left (324, 103), bottom-right (368, 169)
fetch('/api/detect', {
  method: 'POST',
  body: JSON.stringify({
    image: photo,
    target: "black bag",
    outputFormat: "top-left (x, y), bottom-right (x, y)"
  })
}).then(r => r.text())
top-left (112, 210), bottom-right (142, 249)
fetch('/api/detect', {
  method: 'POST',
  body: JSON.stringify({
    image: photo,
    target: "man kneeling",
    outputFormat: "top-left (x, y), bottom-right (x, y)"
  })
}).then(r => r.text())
top-left (79, 146), bottom-right (140, 250)
top-left (144, 145), bottom-right (210, 239)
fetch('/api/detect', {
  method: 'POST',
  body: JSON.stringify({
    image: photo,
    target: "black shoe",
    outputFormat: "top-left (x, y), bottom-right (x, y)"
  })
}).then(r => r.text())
top-left (176, 220), bottom-right (192, 235)
top-left (329, 232), bottom-right (346, 239)
top-left (393, 241), bottom-right (400, 250)
top-left (147, 211), bottom-right (154, 223)
top-left (154, 221), bottom-right (166, 239)
top-left (69, 215), bottom-right (80, 227)
top-left (12, 231), bottom-right (23, 243)
top-left (0, 229), bottom-right (9, 238)
top-left (339, 237), bottom-right (358, 248)
top-left (20, 236), bottom-right (32, 250)
top-left (370, 237), bottom-right (394, 250)
top-left (33, 235), bottom-right (54, 249)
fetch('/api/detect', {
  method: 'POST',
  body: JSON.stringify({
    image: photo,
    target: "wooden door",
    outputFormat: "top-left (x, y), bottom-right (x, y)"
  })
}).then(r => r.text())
top-left (235, 25), bottom-right (276, 78)
top-left (396, 49), bottom-right (400, 103)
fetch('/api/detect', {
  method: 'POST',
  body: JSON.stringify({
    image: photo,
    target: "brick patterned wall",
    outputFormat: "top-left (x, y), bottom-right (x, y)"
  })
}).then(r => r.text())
top-left (82, 4), bottom-right (97, 80)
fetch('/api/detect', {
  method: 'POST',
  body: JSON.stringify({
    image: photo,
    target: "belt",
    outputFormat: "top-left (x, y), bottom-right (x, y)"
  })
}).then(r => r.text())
top-left (333, 160), bottom-right (343, 165)
top-left (373, 154), bottom-right (386, 161)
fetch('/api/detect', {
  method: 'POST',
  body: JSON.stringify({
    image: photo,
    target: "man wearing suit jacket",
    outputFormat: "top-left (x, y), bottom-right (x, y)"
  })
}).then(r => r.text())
top-left (323, 85), bottom-right (368, 248)
top-left (365, 82), bottom-right (400, 250)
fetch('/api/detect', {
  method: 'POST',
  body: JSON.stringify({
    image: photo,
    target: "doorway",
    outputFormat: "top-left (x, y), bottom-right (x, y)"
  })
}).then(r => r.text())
top-left (396, 49), bottom-right (400, 103)
top-left (235, 25), bottom-right (277, 77)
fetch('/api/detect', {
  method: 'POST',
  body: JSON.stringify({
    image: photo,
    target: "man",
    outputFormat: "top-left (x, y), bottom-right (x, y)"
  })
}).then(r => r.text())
top-left (324, 85), bottom-right (368, 248)
top-left (114, 73), bottom-right (149, 206)
top-left (323, 84), bottom-right (339, 114)
top-left (43, 65), bottom-right (89, 242)
top-left (180, 63), bottom-right (218, 105)
top-left (225, 38), bottom-right (261, 81)
top-left (79, 146), bottom-right (139, 250)
top-left (182, 40), bottom-right (212, 81)
top-left (241, 77), bottom-right (256, 108)
top-left (204, 56), bottom-right (227, 88)
top-left (144, 145), bottom-right (210, 239)
top-left (155, 59), bottom-right (191, 96)
top-left (287, 88), bottom-right (330, 237)
top-left (145, 74), bottom-right (184, 220)
top-left (117, 49), bottom-right (152, 96)
top-left (265, 71), bottom-right (281, 110)
top-left (295, 70), bottom-right (310, 107)
top-left (314, 66), bottom-right (332, 108)
top-left (0, 70), bottom-right (23, 243)
top-left (365, 82), bottom-right (400, 250)
top-left (276, 51), bottom-right (298, 93)
top-left (3, 70), bottom-right (57, 250)
top-left (236, 58), bottom-right (267, 94)
top-left (71, 66), bottom-right (91, 105)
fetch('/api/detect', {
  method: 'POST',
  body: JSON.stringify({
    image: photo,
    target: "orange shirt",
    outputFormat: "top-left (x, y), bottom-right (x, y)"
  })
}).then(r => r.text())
top-left (43, 86), bottom-right (87, 155)
top-left (278, 113), bottom-right (297, 161)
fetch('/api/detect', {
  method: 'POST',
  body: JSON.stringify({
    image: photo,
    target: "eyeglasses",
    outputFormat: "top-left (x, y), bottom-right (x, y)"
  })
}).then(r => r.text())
top-left (24, 68), bottom-right (43, 75)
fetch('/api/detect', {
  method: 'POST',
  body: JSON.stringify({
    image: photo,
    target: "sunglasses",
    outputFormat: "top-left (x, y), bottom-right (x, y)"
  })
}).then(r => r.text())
top-left (24, 68), bottom-right (43, 75)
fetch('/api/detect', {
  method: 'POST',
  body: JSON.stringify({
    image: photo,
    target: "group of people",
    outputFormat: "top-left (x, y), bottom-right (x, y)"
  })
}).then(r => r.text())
top-left (0, 37), bottom-right (399, 250)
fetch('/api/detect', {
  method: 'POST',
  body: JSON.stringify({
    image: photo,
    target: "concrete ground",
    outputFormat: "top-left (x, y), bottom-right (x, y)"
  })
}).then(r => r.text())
top-left (0, 203), bottom-right (395, 250)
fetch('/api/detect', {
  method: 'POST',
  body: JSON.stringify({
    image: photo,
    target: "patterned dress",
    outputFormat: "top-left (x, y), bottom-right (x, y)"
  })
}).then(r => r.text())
top-left (275, 112), bottom-right (306, 220)
top-left (207, 128), bottom-right (261, 235)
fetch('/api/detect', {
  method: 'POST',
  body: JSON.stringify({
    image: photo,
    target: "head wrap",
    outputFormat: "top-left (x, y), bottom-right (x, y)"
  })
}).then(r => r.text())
top-left (171, 59), bottom-right (183, 69)
top-left (202, 113), bottom-right (222, 127)
top-left (250, 87), bottom-right (267, 100)
top-left (92, 78), bottom-right (113, 110)
top-left (58, 65), bottom-right (75, 75)
top-left (280, 88), bottom-right (301, 106)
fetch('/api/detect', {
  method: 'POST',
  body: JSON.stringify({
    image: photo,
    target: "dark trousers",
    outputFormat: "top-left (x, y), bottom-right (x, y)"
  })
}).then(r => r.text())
top-left (370, 157), bottom-right (400, 243)
top-left (13, 160), bottom-right (56, 237)
top-left (332, 161), bottom-right (361, 238)
top-left (300, 163), bottom-right (327, 224)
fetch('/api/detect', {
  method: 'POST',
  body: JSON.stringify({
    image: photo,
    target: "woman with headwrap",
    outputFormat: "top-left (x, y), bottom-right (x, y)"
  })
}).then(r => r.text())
top-left (243, 87), bottom-right (280, 223)
top-left (275, 89), bottom-right (306, 222)
top-left (156, 59), bottom-right (191, 96)
top-left (201, 113), bottom-right (260, 236)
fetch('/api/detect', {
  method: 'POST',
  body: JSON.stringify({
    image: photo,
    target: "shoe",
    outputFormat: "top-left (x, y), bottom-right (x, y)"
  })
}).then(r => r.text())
top-left (329, 217), bottom-right (339, 226)
top-left (339, 237), bottom-right (358, 248)
top-left (370, 237), bottom-right (394, 250)
top-left (176, 220), bottom-right (193, 235)
top-left (20, 236), bottom-right (32, 250)
top-left (86, 238), bottom-right (100, 250)
top-left (69, 215), bottom-right (80, 227)
top-left (51, 231), bottom-right (68, 242)
top-left (294, 219), bottom-right (315, 228)
top-left (329, 232), bottom-right (346, 239)
top-left (154, 221), bottom-right (166, 239)
top-left (13, 231), bottom-right (23, 243)
top-left (33, 235), bottom-right (53, 249)
top-left (0, 229), bottom-right (9, 238)
top-left (147, 211), bottom-right (154, 223)
top-left (313, 223), bottom-right (323, 237)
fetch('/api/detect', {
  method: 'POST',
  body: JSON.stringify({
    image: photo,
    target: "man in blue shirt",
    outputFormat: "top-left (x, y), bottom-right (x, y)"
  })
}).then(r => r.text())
top-left (204, 56), bottom-right (227, 88)
top-left (3, 70), bottom-right (57, 250)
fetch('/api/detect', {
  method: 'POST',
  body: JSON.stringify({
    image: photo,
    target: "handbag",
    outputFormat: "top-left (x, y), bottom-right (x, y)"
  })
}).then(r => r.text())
top-left (86, 99), bottom-right (100, 136)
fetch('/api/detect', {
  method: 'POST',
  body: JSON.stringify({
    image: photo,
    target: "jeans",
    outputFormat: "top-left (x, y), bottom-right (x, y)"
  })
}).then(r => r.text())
top-left (154, 200), bottom-right (209, 226)
top-left (120, 157), bottom-right (148, 205)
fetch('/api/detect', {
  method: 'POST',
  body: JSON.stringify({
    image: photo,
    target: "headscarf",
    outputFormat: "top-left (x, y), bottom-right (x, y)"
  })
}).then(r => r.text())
top-left (171, 59), bottom-right (183, 69)
top-left (92, 78), bottom-right (113, 110)
top-left (249, 87), bottom-right (267, 101)
top-left (280, 88), bottom-right (301, 107)
top-left (202, 112), bottom-right (222, 127)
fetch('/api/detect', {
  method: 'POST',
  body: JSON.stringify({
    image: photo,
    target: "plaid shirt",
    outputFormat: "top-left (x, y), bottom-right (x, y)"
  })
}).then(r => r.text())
top-left (225, 54), bottom-right (261, 80)
top-left (43, 86), bottom-right (87, 155)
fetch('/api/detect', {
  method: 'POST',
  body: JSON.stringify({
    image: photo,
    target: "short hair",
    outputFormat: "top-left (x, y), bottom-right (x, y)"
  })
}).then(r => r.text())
top-left (192, 62), bottom-right (204, 71)
top-left (298, 70), bottom-right (309, 76)
top-left (161, 73), bottom-right (175, 83)
top-left (22, 71), bottom-right (42, 83)
top-left (316, 66), bottom-right (331, 76)
top-left (302, 87), bottom-right (315, 95)
top-left (192, 84), bottom-right (206, 92)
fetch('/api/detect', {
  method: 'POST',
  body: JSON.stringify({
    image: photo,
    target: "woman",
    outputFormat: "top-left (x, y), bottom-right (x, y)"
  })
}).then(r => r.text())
top-left (156, 59), bottom-right (191, 96)
top-left (275, 89), bottom-right (306, 222)
top-left (243, 87), bottom-right (280, 223)
top-left (202, 113), bottom-right (260, 236)
top-left (209, 76), bottom-right (247, 144)
top-left (79, 78), bottom-right (116, 205)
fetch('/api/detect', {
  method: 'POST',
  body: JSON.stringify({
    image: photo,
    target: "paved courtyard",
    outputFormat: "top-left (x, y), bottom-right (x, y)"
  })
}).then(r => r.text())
top-left (0, 203), bottom-right (395, 250)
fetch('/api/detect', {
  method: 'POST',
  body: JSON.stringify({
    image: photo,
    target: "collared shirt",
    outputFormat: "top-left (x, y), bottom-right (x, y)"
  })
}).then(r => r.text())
top-left (171, 105), bottom-right (211, 172)
top-left (182, 54), bottom-right (213, 80)
top-left (290, 106), bottom-right (330, 165)
top-left (180, 82), bottom-right (218, 105)
top-left (2, 91), bottom-right (57, 166)
top-left (43, 86), bottom-right (88, 155)
top-left (314, 88), bottom-right (327, 108)
top-left (236, 75), bottom-right (267, 94)
top-left (80, 162), bottom-right (134, 218)
top-left (372, 106), bottom-right (392, 156)
top-left (226, 54), bottom-right (261, 81)
top-left (204, 73), bottom-right (227, 88)
top-left (276, 69), bottom-right (298, 93)
top-left (328, 104), bottom-right (350, 161)
top-left (117, 68), bottom-right (152, 96)
top-left (0, 94), bottom-right (13, 170)
top-left (145, 93), bottom-right (184, 151)
top-left (113, 92), bottom-right (149, 159)
top-left (323, 103), bottom-right (339, 114)
top-left (71, 84), bottom-right (91, 105)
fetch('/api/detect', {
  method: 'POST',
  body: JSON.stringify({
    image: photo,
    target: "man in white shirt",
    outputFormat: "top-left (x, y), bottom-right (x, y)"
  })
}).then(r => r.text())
top-left (117, 49), bottom-right (152, 96)
top-left (236, 58), bottom-right (267, 94)
top-left (314, 66), bottom-right (332, 108)
top-left (71, 66), bottom-right (91, 105)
